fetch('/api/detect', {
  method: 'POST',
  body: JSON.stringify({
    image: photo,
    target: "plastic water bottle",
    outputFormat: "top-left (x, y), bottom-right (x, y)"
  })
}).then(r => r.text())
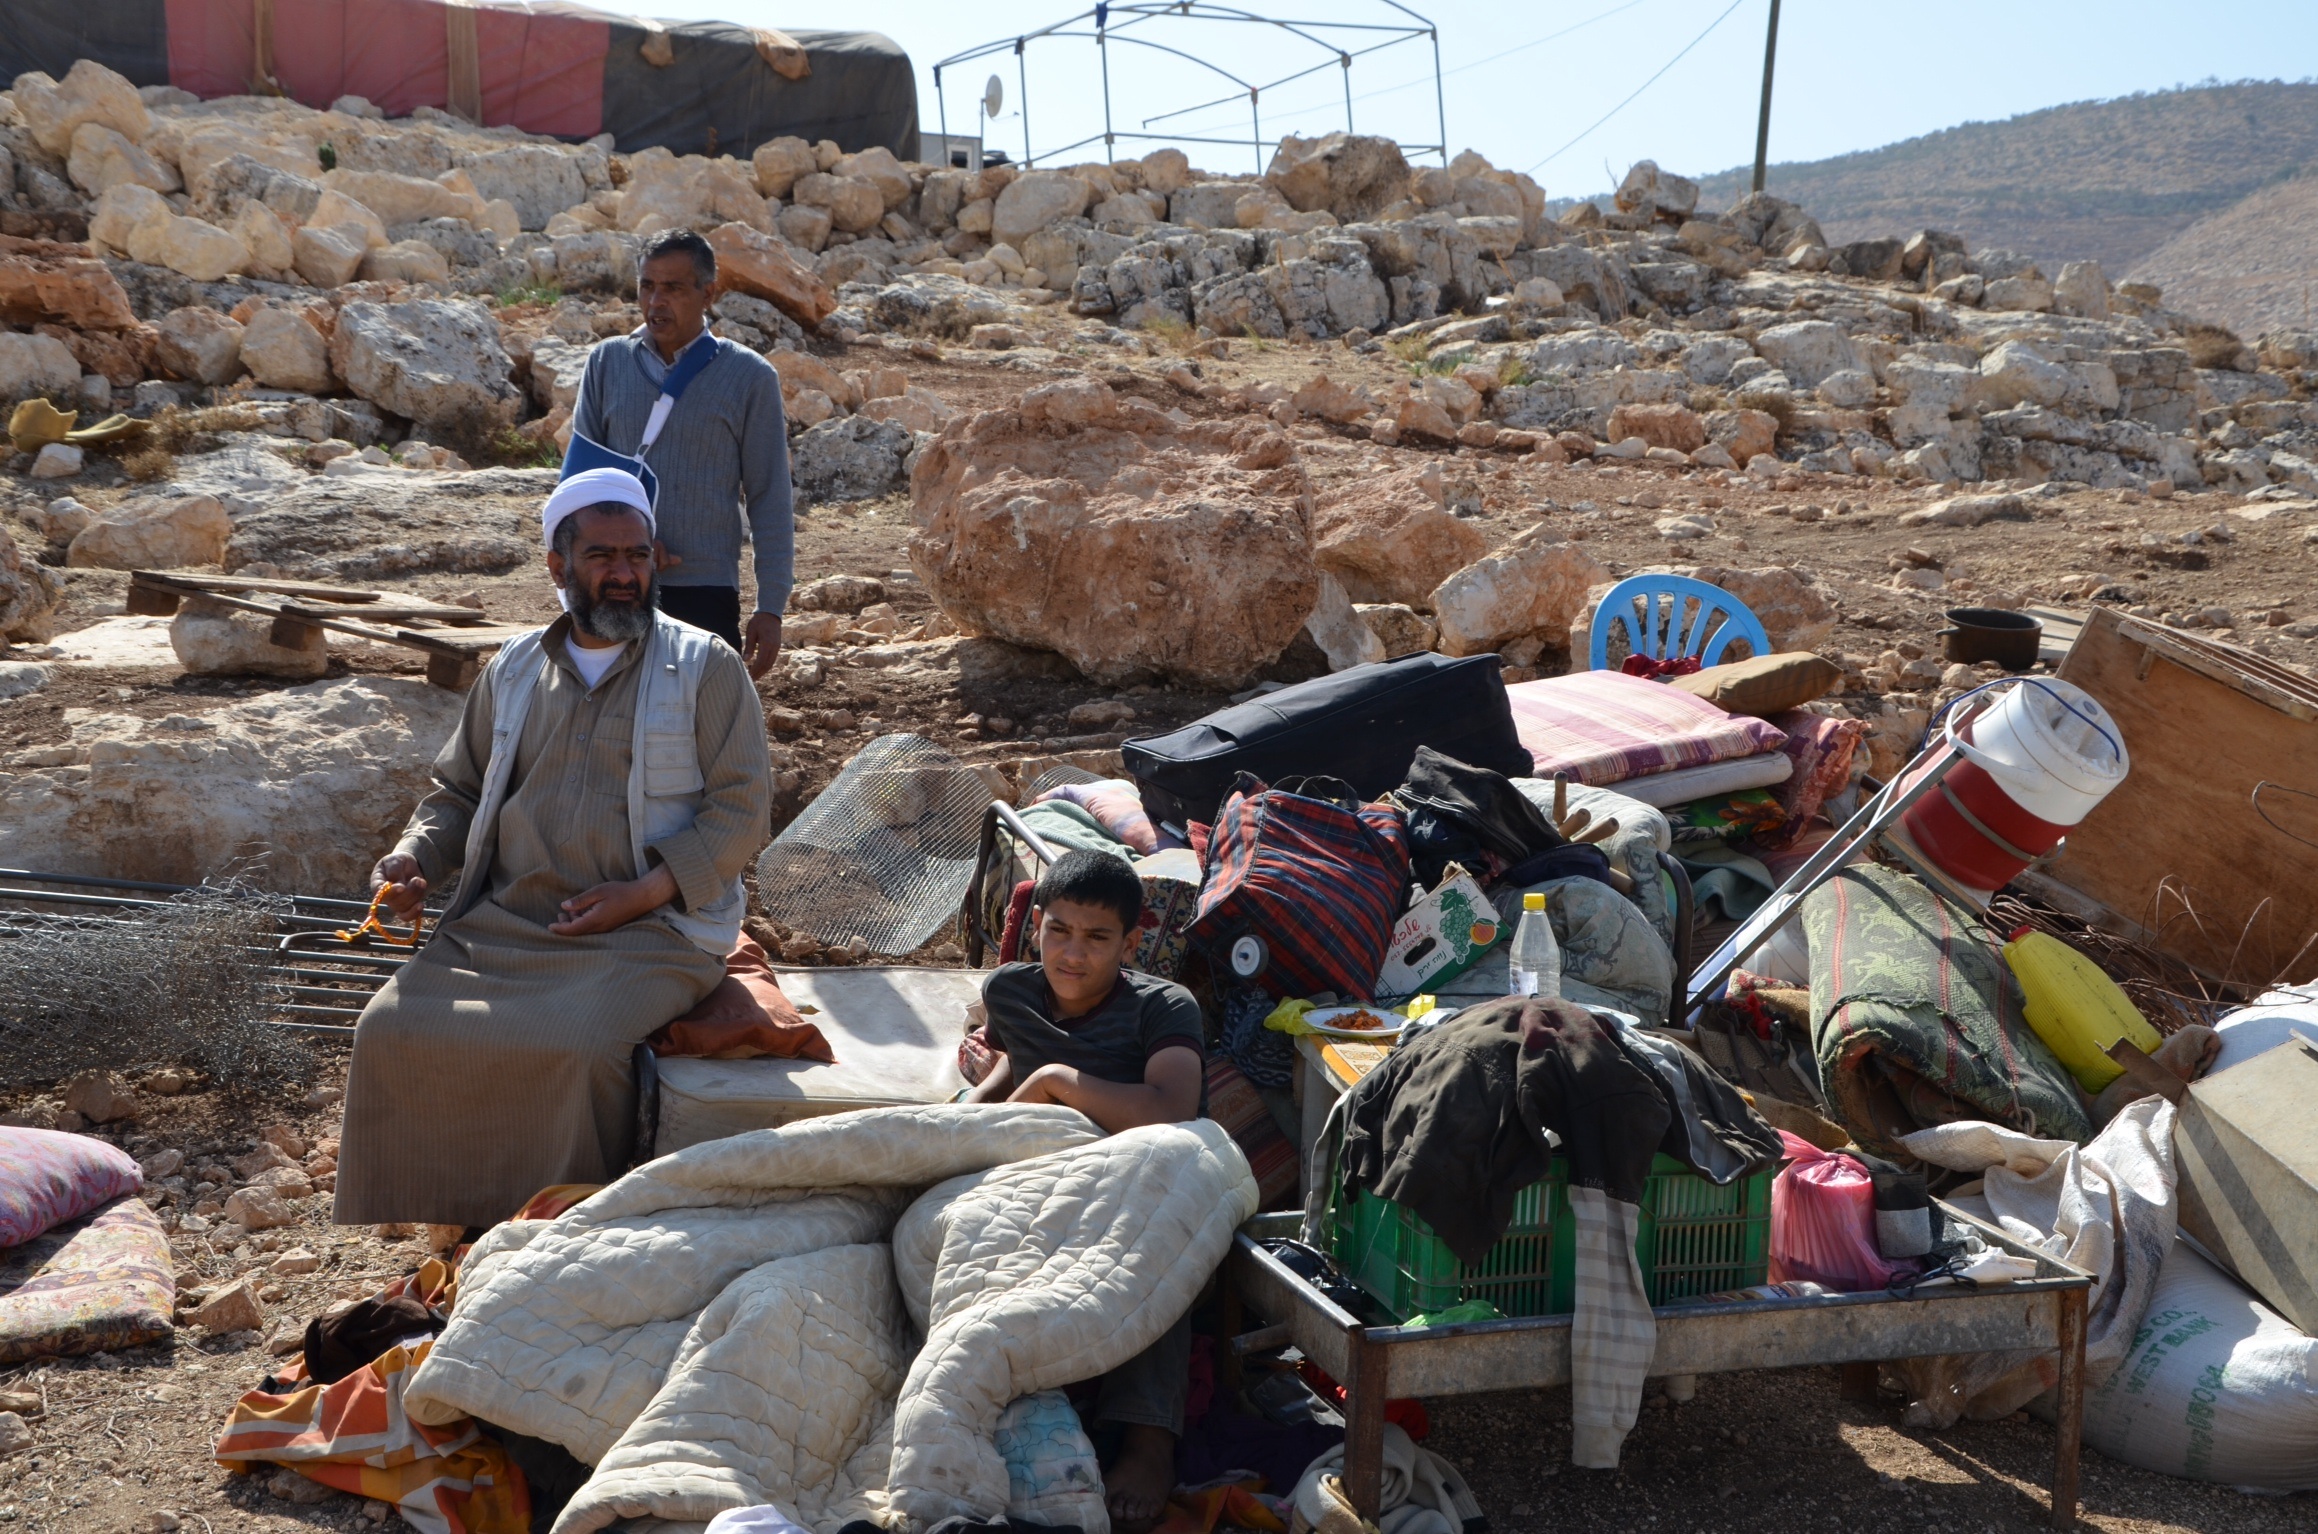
top-left (1509, 891), bottom-right (1560, 999)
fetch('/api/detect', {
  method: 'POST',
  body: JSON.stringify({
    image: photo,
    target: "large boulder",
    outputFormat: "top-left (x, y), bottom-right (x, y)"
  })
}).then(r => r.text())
top-left (790, 173), bottom-right (884, 234)
top-left (0, 677), bottom-right (466, 895)
top-left (752, 137), bottom-right (820, 199)
top-left (456, 145), bottom-right (586, 230)
top-left (322, 169), bottom-right (479, 229)
top-left (153, 307), bottom-right (246, 386)
top-left (291, 222), bottom-right (367, 287)
top-left (1310, 465), bottom-right (1487, 607)
top-left (1606, 402), bottom-right (1705, 454)
top-left (909, 377), bottom-right (1320, 687)
top-left (992, 171), bottom-right (1092, 247)
top-left (140, 215), bottom-right (251, 283)
top-left (706, 222), bottom-right (836, 327)
top-left (1977, 340), bottom-right (2073, 409)
top-left (1430, 526), bottom-right (1612, 657)
top-left (0, 331), bottom-right (81, 400)
top-left (169, 594), bottom-right (330, 679)
top-left (239, 306), bottom-right (335, 393)
top-left (616, 150), bottom-right (768, 234)
top-left (330, 299), bottom-right (521, 434)
top-left (1613, 160), bottom-right (1699, 223)
top-left (0, 528), bottom-right (63, 643)
top-left (65, 494), bottom-right (233, 570)
top-left (1265, 133), bottom-right (1411, 223)
top-left (223, 467), bottom-right (552, 581)
top-left (790, 416), bottom-right (913, 503)
top-left (12, 60), bottom-right (149, 156)
top-left (1671, 564), bottom-right (1837, 652)
top-left (66, 122), bottom-right (178, 196)
top-left (1751, 320), bottom-right (1860, 390)
top-left (0, 237), bottom-right (139, 330)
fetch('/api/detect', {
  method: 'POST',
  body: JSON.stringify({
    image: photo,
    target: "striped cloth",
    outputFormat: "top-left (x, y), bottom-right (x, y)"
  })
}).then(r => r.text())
top-left (1566, 1185), bottom-right (1656, 1469)
top-left (1189, 784), bottom-right (1411, 1001)
top-left (1506, 670), bottom-right (1788, 787)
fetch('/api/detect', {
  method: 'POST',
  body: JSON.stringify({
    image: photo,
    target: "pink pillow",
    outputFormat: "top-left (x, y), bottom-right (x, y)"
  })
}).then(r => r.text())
top-left (0, 1128), bottom-right (144, 1248)
top-left (1505, 669), bottom-right (1788, 786)
top-left (1035, 779), bottom-right (1163, 854)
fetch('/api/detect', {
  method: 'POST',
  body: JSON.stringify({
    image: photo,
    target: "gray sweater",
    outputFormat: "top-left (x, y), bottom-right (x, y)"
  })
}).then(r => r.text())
top-left (573, 331), bottom-right (794, 613)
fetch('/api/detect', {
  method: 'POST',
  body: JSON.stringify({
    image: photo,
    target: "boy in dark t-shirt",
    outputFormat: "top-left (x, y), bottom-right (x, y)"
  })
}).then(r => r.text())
top-left (965, 850), bottom-right (1203, 1533)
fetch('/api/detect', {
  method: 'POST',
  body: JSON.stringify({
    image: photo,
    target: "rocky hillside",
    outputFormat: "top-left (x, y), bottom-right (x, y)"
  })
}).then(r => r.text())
top-left (2129, 168), bottom-right (2318, 337)
top-left (1687, 81), bottom-right (2318, 289)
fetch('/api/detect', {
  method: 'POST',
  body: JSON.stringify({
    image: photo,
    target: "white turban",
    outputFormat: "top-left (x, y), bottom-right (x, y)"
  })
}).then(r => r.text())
top-left (543, 467), bottom-right (655, 551)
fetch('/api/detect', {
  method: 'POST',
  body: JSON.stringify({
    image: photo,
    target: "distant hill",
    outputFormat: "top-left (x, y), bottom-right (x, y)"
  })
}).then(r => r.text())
top-left (1670, 81), bottom-right (2318, 306)
top-left (2129, 169), bottom-right (2318, 337)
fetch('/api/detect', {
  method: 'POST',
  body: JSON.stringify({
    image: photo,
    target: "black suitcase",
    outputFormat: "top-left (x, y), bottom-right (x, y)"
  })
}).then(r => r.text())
top-left (1123, 652), bottom-right (1533, 829)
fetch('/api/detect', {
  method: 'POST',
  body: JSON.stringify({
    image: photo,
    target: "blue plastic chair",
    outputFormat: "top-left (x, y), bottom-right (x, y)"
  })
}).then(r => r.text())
top-left (1586, 574), bottom-right (1770, 671)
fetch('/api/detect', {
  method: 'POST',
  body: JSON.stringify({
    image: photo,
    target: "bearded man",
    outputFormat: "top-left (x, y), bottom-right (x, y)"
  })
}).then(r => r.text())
top-left (334, 468), bottom-right (772, 1230)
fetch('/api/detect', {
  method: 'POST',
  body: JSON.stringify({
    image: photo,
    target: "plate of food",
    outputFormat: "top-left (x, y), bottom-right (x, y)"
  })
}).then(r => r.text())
top-left (1300, 1005), bottom-right (1410, 1040)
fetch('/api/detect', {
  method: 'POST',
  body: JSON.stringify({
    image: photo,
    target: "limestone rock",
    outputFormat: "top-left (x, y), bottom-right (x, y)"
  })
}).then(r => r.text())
top-left (240, 307), bottom-right (334, 393)
top-left (154, 307), bottom-right (246, 385)
top-left (359, 239), bottom-right (452, 285)
top-left (790, 574), bottom-right (886, 612)
top-left (909, 377), bottom-right (1319, 687)
top-left (791, 415), bottom-right (913, 503)
top-left (1898, 492), bottom-right (2029, 529)
top-left (292, 222), bottom-right (367, 288)
top-left (153, 216), bottom-right (252, 283)
top-left (1705, 408), bottom-right (1778, 466)
top-left (13, 60), bottom-right (150, 157)
top-left (992, 171), bottom-right (1092, 247)
top-left (792, 173), bottom-right (884, 234)
top-left (0, 528), bottom-right (64, 643)
top-left (1605, 402), bottom-right (1705, 454)
top-left (170, 595), bottom-right (330, 679)
top-left (526, 336), bottom-right (590, 413)
top-left (1977, 341), bottom-right (2073, 409)
top-left (1311, 465), bottom-right (1487, 607)
top-left (618, 151), bottom-right (769, 234)
top-left (1288, 373), bottom-right (1374, 423)
top-left (1673, 565), bottom-right (1837, 651)
top-left (191, 1277), bottom-right (267, 1332)
top-left (1266, 133), bottom-right (1410, 223)
top-left (0, 1412), bottom-right (29, 1457)
top-left (62, 1068), bottom-right (138, 1123)
top-left (1430, 527), bottom-right (1612, 657)
top-left (66, 494), bottom-right (231, 570)
top-left (457, 145), bottom-right (587, 230)
top-left (858, 389), bottom-right (956, 434)
top-left (2053, 260), bottom-right (2109, 320)
top-left (331, 299), bottom-right (520, 434)
top-left (29, 444), bottom-right (81, 479)
top-left (323, 169), bottom-right (478, 230)
top-left (1983, 274), bottom-right (2054, 312)
top-left (706, 222), bottom-right (837, 327)
top-left (1614, 160), bottom-right (1698, 222)
top-left (1355, 603), bottom-right (1437, 659)
top-left (225, 466), bottom-right (548, 580)
top-left (1304, 571), bottom-right (1386, 672)
top-left (0, 676), bottom-right (467, 893)
top-left (0, 239), bottom-right (136, 332)
top-left (67, 122), bottom-right (178, 196)
top-left (1751, 320), bottom-right (1860, 390)
top-left (0, 331), bottom-right (81, 399)
top-left (230, 201), bottom-right (295, 274)
top-left (752, 136), bottom-right (820, 199)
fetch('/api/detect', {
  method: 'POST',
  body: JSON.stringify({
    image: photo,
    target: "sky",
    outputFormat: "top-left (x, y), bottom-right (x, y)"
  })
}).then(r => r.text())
top-left (680, 1), bottom-right (2318, 197)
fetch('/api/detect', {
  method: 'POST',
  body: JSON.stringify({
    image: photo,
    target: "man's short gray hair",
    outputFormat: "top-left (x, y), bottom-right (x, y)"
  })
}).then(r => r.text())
top-left (640, 227), bottom-right (716, 286)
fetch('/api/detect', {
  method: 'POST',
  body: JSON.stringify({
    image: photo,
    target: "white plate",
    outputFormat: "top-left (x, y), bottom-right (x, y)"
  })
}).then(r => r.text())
top-left (1301, 1005), bottom-right (1408, 1041)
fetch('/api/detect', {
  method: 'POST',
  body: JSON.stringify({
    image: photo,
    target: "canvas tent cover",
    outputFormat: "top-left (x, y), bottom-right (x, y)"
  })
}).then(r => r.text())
top-left (3, 0), bottom-right (918, 159)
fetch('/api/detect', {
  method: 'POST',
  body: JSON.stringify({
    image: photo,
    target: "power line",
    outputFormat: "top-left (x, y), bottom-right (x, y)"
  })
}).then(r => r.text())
top-left (1526, 0), bottom-right (1749, 173)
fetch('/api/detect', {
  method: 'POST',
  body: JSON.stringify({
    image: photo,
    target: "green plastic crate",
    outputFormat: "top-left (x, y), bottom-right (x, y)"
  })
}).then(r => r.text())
top-left (1330, 1153), bottom-right (1771, 1321)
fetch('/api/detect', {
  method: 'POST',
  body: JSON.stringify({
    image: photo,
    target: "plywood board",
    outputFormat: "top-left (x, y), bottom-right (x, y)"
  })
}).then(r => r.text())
top-left (2048, 607), bottom-right (2318, 981)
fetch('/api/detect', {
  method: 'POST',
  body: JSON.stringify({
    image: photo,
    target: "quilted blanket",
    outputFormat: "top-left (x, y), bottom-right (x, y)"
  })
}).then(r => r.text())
top-left (401, 1103), bottom-right (1259, 1534)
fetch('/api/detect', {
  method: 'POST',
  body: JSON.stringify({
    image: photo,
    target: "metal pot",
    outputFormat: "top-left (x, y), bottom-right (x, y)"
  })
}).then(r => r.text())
top-left (1938, 607), bottom-right (2042, 671)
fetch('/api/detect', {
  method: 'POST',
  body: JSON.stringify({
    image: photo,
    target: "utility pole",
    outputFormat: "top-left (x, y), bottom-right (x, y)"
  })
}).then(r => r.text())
top-left (1751, 0), bottom-right (1781, 193)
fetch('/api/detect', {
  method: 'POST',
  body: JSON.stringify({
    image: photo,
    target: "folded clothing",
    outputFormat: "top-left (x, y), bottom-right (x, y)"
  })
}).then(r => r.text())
top-left (0, 1127), bottom-right (143, 1248)
top-left (648, 935), bottom-right (835, 1062)
top-left (1506, 669), bottom-right (1788, 787)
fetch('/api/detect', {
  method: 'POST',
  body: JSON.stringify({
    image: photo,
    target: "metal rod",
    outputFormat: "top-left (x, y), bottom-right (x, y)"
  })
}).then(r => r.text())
top-left (1341, 51), bottom-right (1353, 132)
top-left (1750, 0), bottom-right (1780, 193)
top-left (936, 63), bottom-right (948, 162)
top-left (1250, 90), bottom-right (1262, 174)
top-left (1429, 26), bottom-right (1447, 166)
top-left (0, 867), bottom-right (381, 911)
top-left (1099, 23), bottom-right (1116, 161)
top-left (1017, 39), bottom-right (1032, 167)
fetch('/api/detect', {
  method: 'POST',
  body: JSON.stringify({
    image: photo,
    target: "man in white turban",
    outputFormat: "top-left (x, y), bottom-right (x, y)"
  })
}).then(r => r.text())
top-left (334, 470), bottom-right (773, 1229)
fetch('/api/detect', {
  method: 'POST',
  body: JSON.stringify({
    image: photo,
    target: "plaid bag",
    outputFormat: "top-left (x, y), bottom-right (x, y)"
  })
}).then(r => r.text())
top-left (1189, 774), bottom-right (1410, 1000)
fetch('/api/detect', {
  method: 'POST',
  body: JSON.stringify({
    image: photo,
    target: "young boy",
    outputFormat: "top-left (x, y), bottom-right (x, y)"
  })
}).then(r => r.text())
top-left (965, 849), bottom-right (1204, 1533)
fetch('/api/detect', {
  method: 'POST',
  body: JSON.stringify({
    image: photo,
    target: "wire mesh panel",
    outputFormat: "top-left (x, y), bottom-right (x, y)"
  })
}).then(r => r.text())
top-left (755, 734), bottom-right (993, 955)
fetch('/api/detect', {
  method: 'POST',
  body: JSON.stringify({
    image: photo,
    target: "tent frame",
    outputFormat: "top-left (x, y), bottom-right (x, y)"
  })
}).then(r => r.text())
top-left (932, 2), bottom-right (1444, 174)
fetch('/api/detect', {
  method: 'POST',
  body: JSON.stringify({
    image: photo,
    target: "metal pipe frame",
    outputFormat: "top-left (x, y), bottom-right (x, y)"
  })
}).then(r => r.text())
top-left (930, 2), bottom-right (1444, 171)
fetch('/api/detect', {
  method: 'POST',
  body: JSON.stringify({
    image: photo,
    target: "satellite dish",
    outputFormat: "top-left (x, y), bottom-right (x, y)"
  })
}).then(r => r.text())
top-left (983, 75), bottom-right (1004, 118)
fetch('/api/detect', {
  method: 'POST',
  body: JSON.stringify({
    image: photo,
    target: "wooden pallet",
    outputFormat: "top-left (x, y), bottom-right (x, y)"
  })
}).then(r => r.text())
top-left (127, 571), bottom-right (529, 689)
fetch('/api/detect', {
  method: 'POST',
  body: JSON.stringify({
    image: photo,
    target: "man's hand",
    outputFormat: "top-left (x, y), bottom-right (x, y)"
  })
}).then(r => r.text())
top-left (742, 611), bottom-right (783, 679)
top-left (370, 853), bottom-right (428, 924)
top-left (653, 540), bottom-right (683, 573)
top-left (550, 864), bottom-right (680, 936)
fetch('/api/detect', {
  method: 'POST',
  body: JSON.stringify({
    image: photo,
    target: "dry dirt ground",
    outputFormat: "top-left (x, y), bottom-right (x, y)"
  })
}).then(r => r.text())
top-left (3, 331), bottom-right (2314, 1533)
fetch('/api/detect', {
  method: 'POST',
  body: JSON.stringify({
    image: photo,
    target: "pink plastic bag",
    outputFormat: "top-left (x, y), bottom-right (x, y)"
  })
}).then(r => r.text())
top-left (1769, 1131), bottom-right (1919, 1292)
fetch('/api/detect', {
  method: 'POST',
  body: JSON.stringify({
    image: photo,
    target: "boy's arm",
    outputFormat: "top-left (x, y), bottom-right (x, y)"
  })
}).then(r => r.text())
top-left (965, 1052), bottom-right (1017, 1104)
top-left (1006, 1044), bottom-right (1202, 1133)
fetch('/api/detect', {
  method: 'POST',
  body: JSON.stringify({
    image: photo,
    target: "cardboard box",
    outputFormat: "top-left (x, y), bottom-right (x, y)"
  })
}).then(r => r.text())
top-left (1375, 871), bottom-right (1500, 997)
top-left (2172, 1037), bottom-right (2318, 1336)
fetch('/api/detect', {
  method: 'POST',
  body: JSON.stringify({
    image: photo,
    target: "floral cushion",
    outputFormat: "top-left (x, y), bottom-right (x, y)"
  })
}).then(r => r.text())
top-left (0, 1195), bottom-right (174, 1364)
top-left (0, 1127), bottom-right (143, 1249)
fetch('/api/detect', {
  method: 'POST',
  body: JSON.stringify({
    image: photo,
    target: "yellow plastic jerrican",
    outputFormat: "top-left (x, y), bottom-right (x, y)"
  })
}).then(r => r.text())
top-left (2002, 928), bottom-right (2163, 1093)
